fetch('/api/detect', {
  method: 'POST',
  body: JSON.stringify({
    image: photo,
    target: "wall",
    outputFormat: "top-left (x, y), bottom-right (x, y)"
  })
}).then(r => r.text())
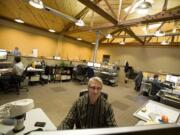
top-left (97, 46), bottom-right (180, 74)
top-left (0, 24), bottom-right (58, 57)
top-left (0, 19), bottom-right (93, 61)
top-left (60, 37), bottom-right (92, 61)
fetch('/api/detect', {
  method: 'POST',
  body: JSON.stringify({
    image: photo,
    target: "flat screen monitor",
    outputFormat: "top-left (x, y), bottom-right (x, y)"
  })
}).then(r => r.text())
top-left (94, 63), bottom-right (101, 68)
top-left (0, 49), bottom-right (7, 61)
top-left (87, 62), bottom-right (93, 67)
top-left (166, 75), bottom-right (179, 83)
top-left (31, 123), bottom-right (180, 135)
top-left (87, 62), bottom-right (101, 68)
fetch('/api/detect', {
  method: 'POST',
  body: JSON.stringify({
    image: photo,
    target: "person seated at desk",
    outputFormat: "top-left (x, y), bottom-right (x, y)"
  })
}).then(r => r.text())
top-left (0, 56), bottom-right (24, 91)
top-left (12, 56), bottom-right (24, 78)
top-left (150, 75), bottom-right (163, 97)
top-left (58, 77), bottom-right (117, 129)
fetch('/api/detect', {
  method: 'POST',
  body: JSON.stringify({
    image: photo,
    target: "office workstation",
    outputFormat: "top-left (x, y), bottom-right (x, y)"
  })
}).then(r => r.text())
top-left (0, 0), bottom-right (180, 135)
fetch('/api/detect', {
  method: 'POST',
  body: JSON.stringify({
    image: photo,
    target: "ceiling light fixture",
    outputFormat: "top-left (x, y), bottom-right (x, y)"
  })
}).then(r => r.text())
top-left (77, 37), bottom-right (82, 41)
top-left (154, 30), bottom-right (165, 37)
top-left (29, 0), bottom-right (85, 27)
top-left (119, 41), bottom-right (125, 45)
top-left (172, 28), bottom-right (176, 33)
top-left (29, 0), bottom-right (44, 9)
top-left (106, 33), bottom-right (113, 39)
top-left (49, 29), bottom-right (55, 33)
top-left (136, 0), bottom-right (152, 14)
top-left (75, 19), bottom-right (85, 27)
top-left (161, 40), bottom-right (169, 45)
top-left (92, 42), bottom-right (96, 45)
top-left (124, 0), bottom-right (153, 14)
top-left (14, 19), bottom-right (24, 23)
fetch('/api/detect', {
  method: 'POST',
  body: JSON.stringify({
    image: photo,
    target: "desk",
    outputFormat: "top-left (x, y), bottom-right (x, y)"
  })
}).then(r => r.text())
top-left (27, 68), bottom-right (44, 84)
top-left (133, 100), bottom-right (180, 123)
top-left (0, 68), bottom-right (12, 75)
top-left (157, 90), bottom-right (180, 109)
top-left (0, 108), bottom-right (56, 135)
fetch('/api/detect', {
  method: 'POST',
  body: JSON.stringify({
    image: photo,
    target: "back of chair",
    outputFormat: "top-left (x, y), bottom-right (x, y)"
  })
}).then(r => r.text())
top-left (21, 65), bottom-right (30, 81)
top-left (139, 82), bottom-right (152, 95)
top-left (79, 89), bottom-right (108, 100)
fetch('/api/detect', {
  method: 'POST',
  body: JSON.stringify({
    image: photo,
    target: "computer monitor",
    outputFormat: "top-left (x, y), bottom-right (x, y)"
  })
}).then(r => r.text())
top-left (94, 63), bottom-right (101, 68)
top-left (31, 123), bottom-right (180, 135)
top-left (0, 49), bottom-right (7, 61)
top-left (87, 62), bottom-right (93, 67)
top-left (87, 62), bottom-right (101, 68)
top-left (166, 75), bottom-right (179, 84)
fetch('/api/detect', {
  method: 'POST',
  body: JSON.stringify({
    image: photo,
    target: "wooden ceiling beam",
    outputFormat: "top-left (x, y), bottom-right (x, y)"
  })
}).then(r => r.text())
top-left (101, 42), bottom-right (180, 46)
top-left (117, 0), bottom-right (123, 22)
top-left (146, 22), bottom-right (165, 43)
top-left (99, 28), bottom-right (122, 43)
top-left (64, 6), bottom-right (180, 34)
top-left (122, 0), bottom-right (137, 21)
top-left (103, 0), bottom-right (117, 18)
top-left (119, 6), bottom-right (180, 27)
top-left (113, 32), bottom-right (180, 38)
top-left (78, 0), bottom-right (144, 44)
top-left (61, 0), bottom-right (102, 33)
top-left (78, 0), bottom-right (117, 24)
top-left (162, 0), bottom-right (168, 11)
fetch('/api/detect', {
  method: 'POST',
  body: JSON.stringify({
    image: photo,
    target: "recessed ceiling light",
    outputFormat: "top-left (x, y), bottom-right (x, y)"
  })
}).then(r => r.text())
top-left (49, 29), bottom-right (55, 33)
top-left (75, 19), bottom-right (85, 27)
top-left (172, 28), bottom-right (176, 33)
top-left (106, 33), bottom-right (113, 39)
top-left (119, 41), bottom-right (125, 45)
top-left (14, 19), bottom-right (24, 23)
top-left (161, 40), bottom-right (169, 45)
top-left (154, 30), bottom-right (165, 37)
top-left (29, 0), bottom-right (44, 9)
top-left (77, 37), bottom-right (82, 41)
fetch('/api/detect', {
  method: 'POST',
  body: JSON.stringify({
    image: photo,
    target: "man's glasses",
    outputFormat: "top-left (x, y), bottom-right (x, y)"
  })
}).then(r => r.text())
top-left (89, 86), bottom-right (101, 90)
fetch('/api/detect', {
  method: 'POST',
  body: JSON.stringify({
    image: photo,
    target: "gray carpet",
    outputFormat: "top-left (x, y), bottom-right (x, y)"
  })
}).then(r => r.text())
top-left (0, 80), bottom-right (148, 127)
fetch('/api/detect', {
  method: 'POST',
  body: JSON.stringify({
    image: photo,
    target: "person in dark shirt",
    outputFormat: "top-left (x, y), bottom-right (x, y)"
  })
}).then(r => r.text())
top-left (150, 74), bottom-right (163, 96)
top-left (134, 71), bottom-right (143, 91)
top-left (58, 77), bottom-right (117, 129)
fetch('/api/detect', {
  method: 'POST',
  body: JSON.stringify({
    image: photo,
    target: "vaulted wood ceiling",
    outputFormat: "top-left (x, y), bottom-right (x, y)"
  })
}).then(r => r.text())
top-left (0, 0), bottom-right (179, 46)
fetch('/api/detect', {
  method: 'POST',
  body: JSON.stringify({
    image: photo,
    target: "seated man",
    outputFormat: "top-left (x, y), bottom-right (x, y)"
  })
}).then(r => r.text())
top-left (12, 56), bottom-right (24, 77)
top-left (0, 56), bottom-right (24, 91)
top-left (150, 74), bottom-right (163, 96)
top-left (58, 77), bottom-right (117, 129)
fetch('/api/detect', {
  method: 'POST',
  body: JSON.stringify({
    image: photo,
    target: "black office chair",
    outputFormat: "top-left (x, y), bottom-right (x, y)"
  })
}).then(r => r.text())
top-left (11, 66), bottom-right (29, 95)
top-left (148, 82), bottom-right (160, 101)
top-left (79, 89), bottom-right (108, 100)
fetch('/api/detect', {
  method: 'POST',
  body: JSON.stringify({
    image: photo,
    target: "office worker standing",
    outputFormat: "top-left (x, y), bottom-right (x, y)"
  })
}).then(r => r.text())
top-left (58, 77), bottom-right (117, 129)
top-left (11, 47), bottom-right (21, 56)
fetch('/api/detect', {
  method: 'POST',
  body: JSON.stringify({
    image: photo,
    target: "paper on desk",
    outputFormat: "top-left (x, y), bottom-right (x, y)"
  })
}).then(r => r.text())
top-left (135, 101), bottom-right (180, 123)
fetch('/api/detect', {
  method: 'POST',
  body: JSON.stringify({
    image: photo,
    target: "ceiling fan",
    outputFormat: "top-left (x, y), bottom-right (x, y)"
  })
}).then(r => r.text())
top-left (28, 0), bottom-right (85, 27)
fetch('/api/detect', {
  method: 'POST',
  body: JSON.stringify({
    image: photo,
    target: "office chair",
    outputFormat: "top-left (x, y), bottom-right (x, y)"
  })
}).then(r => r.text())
top-left (148, 82), bottom-right (160, 101)
top-left (139, 82), bottom-right (152, 95)
top-left (11, 66), bottom-right (29, 95)
top-left (79, 89), bottom-right (108, 100)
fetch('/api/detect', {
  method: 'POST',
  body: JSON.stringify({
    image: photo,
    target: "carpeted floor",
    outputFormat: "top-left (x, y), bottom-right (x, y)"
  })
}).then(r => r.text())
top-left (0, 79), bottom-right (148, 128)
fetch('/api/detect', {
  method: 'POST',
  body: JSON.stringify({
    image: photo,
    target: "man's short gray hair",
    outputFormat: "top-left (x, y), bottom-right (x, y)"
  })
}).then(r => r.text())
top-left (88, 77), bottom-right (103, 88)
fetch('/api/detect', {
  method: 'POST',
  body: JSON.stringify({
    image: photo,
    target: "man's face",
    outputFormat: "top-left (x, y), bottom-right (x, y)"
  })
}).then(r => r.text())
top-left (88, 80), bottom-right (102, 103)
